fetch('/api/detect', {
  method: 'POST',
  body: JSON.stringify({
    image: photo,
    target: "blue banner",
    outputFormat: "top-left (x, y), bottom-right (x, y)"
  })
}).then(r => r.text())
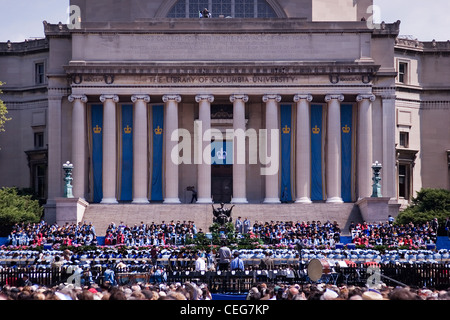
top-left (211, 140), bottom-right (233, 165)
top-left (91, 105), bottom-right (103, 203)
top-left (341, 104), bottom-right (353, 202)
top-left (280, 104), bottom-right (293, 202)
top-left (310, 104), bottom-right (324, 201)
top-left (120, 105), bottom-right (133, 201)
top-left (151, 105), bottom-right (164, 201)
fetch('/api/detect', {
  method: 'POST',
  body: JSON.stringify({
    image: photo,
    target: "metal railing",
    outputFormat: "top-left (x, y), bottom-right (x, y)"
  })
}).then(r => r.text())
top-left (1, 262), bottom-right (449, 292)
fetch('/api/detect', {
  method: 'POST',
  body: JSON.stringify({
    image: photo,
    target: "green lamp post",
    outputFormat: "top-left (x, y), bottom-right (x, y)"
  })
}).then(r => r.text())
top-left (371, 161), bottom-right (382, 198)
top-left (63, 161), bottom-right (74, 198)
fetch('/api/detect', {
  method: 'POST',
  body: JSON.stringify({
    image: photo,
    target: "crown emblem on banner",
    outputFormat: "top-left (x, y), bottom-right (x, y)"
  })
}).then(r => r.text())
top-left (124, 125), bottom-right (132, 134)
top-left (342, 125), bottom-right (351, 134)
top-left (154, 126), bottom-right (163, 135)
top-left (216, 148), bottom-right (227, 160)
top-left (282, 125), bottom-right (291, 134)
top-left (93, 125), bottom-right (102, 134)
top-left (312, 125), bottom-right (320, 134)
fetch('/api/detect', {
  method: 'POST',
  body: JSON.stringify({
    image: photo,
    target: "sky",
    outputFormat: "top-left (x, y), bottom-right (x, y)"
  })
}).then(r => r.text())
top-left (0, 0), bottom-right (449, 42)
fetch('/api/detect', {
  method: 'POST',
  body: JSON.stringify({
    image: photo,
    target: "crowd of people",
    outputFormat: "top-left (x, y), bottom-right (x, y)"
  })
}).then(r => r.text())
top-left (249, 219), bottom-right (342, 247)
top-left (6, 221), bottom-right (97, 247)
top-left (245, 282), bottom-right (450, 301)
top-left (1, 218), bottom-right (448, 301)
top-left (349, 218), bottom-right (439, 248)
top-left (3, 217), bottom-right (443, 250)
top-left (1, 280), bottom-right (450, 301)
top-left (239, 218), bottom-right (440, 250)
top-left (0, 244), bottom-right (449, 300)
top-left (103, 220), bottom-right (200, 246)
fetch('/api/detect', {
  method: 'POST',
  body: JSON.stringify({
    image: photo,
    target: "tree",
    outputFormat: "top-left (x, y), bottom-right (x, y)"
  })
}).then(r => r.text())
top-left (0, 187), bottom-right (43, 236)
top-left (0, 81), bottom-right (12, 134)
top-left (396, 188), bottom-right (450, 235)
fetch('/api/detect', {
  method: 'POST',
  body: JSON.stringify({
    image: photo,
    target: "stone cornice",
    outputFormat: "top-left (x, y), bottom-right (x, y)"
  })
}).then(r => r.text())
top-left (395, 37), bottom-right (450, 54)
top-left (57, 19), bottom-right (381, 35)
top-left (43, 21), bottom-right (71, 37)
top-left (64, 62), bottom-right (380, 82)
top-left (0, 39), bottom-right (49, 54)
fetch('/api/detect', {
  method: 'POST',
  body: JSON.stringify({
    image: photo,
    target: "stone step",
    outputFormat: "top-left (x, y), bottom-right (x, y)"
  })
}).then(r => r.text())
top-left (82, 203), bottom-right (363, 237)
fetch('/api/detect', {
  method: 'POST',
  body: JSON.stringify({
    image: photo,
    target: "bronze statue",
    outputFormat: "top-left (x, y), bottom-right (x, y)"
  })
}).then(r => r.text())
top-left (212, 203), bottom-right (234, 226)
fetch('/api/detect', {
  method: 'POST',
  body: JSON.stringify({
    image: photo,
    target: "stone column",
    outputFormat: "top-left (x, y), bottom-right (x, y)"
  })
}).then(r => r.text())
top-left (131, 95), bottom-right (150, 203)
top-left (357, 94), bottom-right (376, 199)
top-left (68, 94), bottom-right (88, 200)
top-left (262, 94), bottom-right (281, 203)
top-left (294, 94), bottom-right (313, 203)
top-left (46, 91), bottom-right (64, 206)
top-left (230, 94), bottom-right (249, 204)
top-left (100, 94), bottom-right (119, 204)
top-left (163, 94), bottom-right (182, 204)
top-left (325, 94), bottom-right (344, 203)
top-left (195, 94), bottom-right (214, 203)
top-left (381, 93), bottom-right (397, 200)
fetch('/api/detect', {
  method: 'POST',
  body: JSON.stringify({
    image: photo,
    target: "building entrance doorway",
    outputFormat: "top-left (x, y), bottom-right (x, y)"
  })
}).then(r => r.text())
top-left (211, 165), bottom-right (232, 203)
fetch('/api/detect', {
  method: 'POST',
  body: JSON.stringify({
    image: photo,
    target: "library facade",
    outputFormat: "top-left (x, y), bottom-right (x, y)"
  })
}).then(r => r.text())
top-left (0, 0), bottom-right (448, 226)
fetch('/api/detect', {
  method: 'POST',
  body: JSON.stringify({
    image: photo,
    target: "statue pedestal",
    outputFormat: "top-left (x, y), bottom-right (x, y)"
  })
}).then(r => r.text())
top-left (356, 197), bottom-right (400, 223)
top-left (55, 197), bottom-right (89, 225)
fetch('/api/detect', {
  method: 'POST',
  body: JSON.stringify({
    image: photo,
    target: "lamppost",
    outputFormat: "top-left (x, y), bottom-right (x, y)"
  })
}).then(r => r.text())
top-left (371, 161), bottom-right (382, 198)
top-left (63, 161), bottom-right (74, 198)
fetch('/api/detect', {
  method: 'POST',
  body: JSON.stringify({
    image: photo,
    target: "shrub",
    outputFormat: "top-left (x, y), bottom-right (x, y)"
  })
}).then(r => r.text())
top-left (0, 187), bottom-right (43, 235)
top-left (396, 188), bottom-right (450, 235)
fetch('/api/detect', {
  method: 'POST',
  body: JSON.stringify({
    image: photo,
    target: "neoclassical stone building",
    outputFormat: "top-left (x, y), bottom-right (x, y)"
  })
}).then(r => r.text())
top-left (0, 0), bottom-right (448, 228)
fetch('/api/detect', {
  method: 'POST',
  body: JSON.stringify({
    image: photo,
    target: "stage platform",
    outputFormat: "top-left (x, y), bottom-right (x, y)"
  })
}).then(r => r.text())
top-left (82, 202), bottom-right (363, 236)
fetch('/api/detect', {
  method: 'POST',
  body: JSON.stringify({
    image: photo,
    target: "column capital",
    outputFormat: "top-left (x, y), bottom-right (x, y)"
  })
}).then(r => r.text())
top-left (131, 94), bottom-right (150, 103)
top-left (262, 94), bottom-right (281, 103)
top-left (163, 94), bottom-right (182, 103)
top-left (356, 94), bottom-right (376, 102)
top-left (195, 94), bottom-right (214, 103)
top-left (230, 94), bottom-right (249, 103)
top-left (100, 94), bottom-right (119, 103)
top-left (294, 94), bottom-right (313, 103)
top-left (68, 94), bottom-right (87, 103)
top-left (325, 94), bottom-right (344, 102)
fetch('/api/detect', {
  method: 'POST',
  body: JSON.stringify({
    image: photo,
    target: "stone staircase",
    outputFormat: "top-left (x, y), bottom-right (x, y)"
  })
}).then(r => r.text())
top-left (82, 203), bottom-right (362, 236)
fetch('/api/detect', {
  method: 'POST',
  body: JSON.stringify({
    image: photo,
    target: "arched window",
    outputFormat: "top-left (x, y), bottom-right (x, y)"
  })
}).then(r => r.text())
top-left (167, 0), bottom-right (277, 18)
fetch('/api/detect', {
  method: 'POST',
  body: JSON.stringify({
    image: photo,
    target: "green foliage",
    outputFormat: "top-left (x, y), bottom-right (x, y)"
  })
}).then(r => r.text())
top-left (207, 222), bottom-right (235, 244)
top-left (235, 233), bottom-right (264, 249)
top-left (182, 223), bottom-right (263, 249)
top-left (0, 82), bottom-right (12, 134)
top-left (396, 188), bottom-right (450, 234)
top-left (0, 187), bottom-right (43, 230)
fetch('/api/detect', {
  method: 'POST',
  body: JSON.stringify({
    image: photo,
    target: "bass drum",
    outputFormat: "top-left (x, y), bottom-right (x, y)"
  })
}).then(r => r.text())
top-left (307, 258), bottom-right (331, 282)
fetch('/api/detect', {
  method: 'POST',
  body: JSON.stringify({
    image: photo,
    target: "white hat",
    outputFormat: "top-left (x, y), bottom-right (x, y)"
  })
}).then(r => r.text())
top-left (320, 289), bottom-right (339, 300)
top-left (362, 290), bottom-right (383, 300)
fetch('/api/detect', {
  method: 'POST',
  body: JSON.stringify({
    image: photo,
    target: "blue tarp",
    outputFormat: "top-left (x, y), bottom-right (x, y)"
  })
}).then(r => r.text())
top-left (211, 294), bottom-right (247, 300)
